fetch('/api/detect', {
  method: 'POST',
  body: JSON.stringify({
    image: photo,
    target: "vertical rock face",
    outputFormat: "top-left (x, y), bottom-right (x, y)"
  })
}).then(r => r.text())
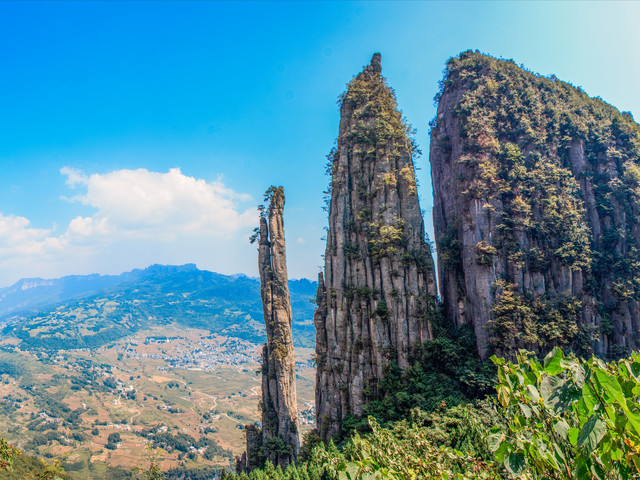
top-left (430, 51), bottom-right (640, 360)
top-left (315, 54), bottom-right (438, 442)
top-left (236, 424), bottom-right (263, 473)
top-left (257, 187), bottom-right (300, 467)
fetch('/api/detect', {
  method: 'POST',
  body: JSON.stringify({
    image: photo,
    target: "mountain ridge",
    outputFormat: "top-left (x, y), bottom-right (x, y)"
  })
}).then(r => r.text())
top-left (0, 264), bottom-right (318, 349)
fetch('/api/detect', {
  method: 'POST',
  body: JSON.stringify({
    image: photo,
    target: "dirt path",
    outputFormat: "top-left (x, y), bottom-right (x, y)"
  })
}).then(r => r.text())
top-left (174, 377), bottom-right (218, 410)
top-left (130, 409), bottom-right (141, 423)
top-left (222, 412), bottom-right (242, 424)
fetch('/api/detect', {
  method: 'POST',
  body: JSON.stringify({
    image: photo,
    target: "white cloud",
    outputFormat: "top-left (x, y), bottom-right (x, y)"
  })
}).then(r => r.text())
top-left (60, 166), bottom-right (89, 187)
top-left (63, 167), bottom-right (255, 237)
top-left (0, 214), bottom-right (68, 257)
top-left (0, 167), bottom-right (259, 286)
top-left (0, 214), bottom-right (50, 246)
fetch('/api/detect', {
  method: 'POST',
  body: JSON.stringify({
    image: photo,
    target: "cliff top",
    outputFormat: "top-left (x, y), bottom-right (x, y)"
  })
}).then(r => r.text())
top-left (438, 50), bottom-right (640, 140)
top-left (338, 52), bottom-right (418, 157)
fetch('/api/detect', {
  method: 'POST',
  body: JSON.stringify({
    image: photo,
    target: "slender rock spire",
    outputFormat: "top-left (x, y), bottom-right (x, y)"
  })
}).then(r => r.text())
top-left (257, 186), bottom-right (299, 467)
top-left (314, 54), bottom-right (438, 442)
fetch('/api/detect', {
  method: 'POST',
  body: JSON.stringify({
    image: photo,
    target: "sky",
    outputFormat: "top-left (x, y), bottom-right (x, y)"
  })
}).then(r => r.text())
top-left (0, 1), bottom-right (639, 287)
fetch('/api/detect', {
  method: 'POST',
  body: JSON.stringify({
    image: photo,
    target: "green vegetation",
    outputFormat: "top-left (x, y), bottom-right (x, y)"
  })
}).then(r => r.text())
top-left (434, 50), bottom-right (640, 357)
top-left (339, 64), bottom-right (419, 162)
top-left (342, 323), bottom-right (495, 432)
top-left (332, 56), bottom-right (425, 265)
top-left (0, 442), bottom-right (71, 480)
top-left (489, 281), bottom-right (585, 359)
top-left (490, 347), bottom-right (640, 478)
top-left (228, 348), bottom-right (640, 480)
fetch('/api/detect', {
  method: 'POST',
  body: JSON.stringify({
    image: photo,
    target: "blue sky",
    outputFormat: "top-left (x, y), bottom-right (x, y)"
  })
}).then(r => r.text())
top-left (0, 1), bottom-right (638, 287)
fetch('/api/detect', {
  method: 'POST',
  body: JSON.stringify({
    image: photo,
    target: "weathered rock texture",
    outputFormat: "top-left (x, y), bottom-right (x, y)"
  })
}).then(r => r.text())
top-left (430, 51), bottom-right (640, 360)
top-left (236, 424), bottom-right (263, 473)
top-left (257, 186), bottom-right (299, 467)
top-left (315, 54), bottom-right (438, 442)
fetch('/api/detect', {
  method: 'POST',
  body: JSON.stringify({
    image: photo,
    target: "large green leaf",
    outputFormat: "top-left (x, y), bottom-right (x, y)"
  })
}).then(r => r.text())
top-left (526, 384), bottom-right (540, 403)
top-left (577, 414), bottom-right (607, 453)
top-left (544, 347), bottom-right (565, 375)
top-left (553, 419), bottom-right (570, 440)
top-left (498, 385), bottom-right (511, 407)
top-left (504, 452), bottom-right (526, 476)
top-left (568, 427), bottom-right (580, 446)
top-left (486, 433), bottom-right (504, 453)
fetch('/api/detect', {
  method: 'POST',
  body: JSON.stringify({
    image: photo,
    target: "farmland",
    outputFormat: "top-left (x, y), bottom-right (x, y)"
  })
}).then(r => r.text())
top-left (0, 325), bottom-right (315, 478)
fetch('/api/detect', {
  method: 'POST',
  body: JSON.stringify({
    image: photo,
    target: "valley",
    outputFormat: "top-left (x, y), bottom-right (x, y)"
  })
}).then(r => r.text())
top-left (0, 325), bottom-right (315, 478)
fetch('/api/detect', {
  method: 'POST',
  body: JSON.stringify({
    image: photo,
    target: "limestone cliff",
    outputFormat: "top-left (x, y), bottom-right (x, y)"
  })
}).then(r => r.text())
top-left (257, 186), bottom-right (299, 467)
top-left (315, 54), bottom-right (438, 442)
top-left (430, 51), bottom-right (640, 360)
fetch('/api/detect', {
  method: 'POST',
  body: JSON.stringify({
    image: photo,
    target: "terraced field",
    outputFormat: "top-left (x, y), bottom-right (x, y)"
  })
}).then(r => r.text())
top-left (0, 325), bottom-right (315, 479)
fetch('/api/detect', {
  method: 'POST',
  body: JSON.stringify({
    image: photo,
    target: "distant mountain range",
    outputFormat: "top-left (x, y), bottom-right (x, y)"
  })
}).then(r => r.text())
top-left (0, 264), bottom-right (317, 350)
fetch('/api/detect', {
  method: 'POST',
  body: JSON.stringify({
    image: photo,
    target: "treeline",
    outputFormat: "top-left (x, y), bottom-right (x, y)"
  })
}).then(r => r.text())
top-left (148, 432), bottom-right (231, 460)
top-left (0, 360), bottom-right (24, 378)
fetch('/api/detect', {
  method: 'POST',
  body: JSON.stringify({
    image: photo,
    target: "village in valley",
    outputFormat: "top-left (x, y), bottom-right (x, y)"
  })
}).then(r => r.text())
top-left (0, 324), bottom-right (316, 477)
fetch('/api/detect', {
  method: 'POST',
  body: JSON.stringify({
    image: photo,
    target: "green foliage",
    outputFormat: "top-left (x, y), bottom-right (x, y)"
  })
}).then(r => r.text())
top-left (0, 360), bottom-right (24, 378)
top-left (0, 439), bottom-right (72, 480)
top-left (331, 416), bottom-right (498, 480)
top-left (489, 281), bottom-right (582, 359)
top-left (339, 67), bottom-right (419, 161)
top-left (298, 430), bottom-right (322, 464)
top-left (372, 300), bottom-right (388, 322)
top-left (0, 436), bottom-right (17, 471)
top-left (435, 50), bottom-right (640, 356)
top-left (367, 218), bottom-right (408, 258)
top-left (438, 221), bottom-right (463, 272)
top-left (35, 459), bottom-right (69, 480)
top-left (106, 432), bottom-right (122, 450)
top-left (349, 322), bottom-right (495, 430)
top-left (264, 435), bottom-right (291, 457)
top-left (476, 241), bottom-right (498, 266)
top-left (488, 281), bottom-right (539, 358)
top-left (490, 347), bottom-right (640, 479)
top-left (232, 412), bottom-right (498, 480)
top-left (164, 465), bottom-right (222, 480)
top-left (254, 185), bottom-right (285, 224)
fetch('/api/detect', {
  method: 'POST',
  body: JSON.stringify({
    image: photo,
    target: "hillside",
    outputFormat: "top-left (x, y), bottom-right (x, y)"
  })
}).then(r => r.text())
top-left (0, 324), bottom-right (316, 479)
top-left (0, 273), bottom-right (134, 319)
top-left (1, 264), bottom-right (317, 350)
top-left (4, 50), bottom-right (640, 480)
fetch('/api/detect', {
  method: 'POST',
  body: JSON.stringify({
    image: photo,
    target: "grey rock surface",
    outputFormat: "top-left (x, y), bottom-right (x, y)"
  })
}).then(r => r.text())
top-left (430, 52), bottom-right (640, 360)
top-left (257, 187), bottom-right (300, 467)
top-left (315, 54), bottom-right (437, 442)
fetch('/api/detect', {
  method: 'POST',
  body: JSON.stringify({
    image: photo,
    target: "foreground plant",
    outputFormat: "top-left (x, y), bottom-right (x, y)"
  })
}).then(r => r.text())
top-left (325, 416), bottom-right (498, 480)
top-left (489, 347), bottom-right (640, 479)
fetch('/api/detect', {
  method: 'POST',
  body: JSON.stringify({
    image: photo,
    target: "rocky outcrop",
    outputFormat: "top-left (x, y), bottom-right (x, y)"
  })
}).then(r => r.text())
top-left (315, 54), bottom-right (438, 442)
top-left (430, 51), bottom-right (640, 360)
top-left (257, 186), bottom-right (299, 467)
top-left (236, 424), bottom-right (263, 473)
